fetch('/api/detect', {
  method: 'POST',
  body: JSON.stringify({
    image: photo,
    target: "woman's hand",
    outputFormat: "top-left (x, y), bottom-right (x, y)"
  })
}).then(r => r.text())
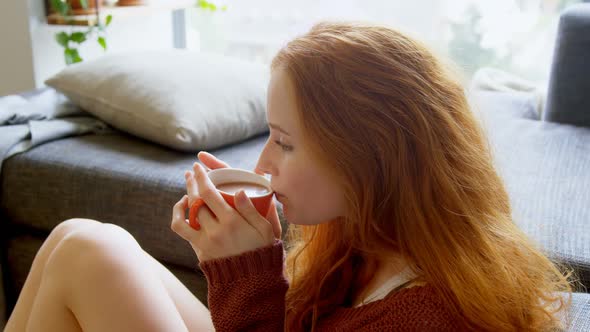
top-left (170, 151), bottom-right (282, 262)
top-left (196, 151), bottom-right (282, 239)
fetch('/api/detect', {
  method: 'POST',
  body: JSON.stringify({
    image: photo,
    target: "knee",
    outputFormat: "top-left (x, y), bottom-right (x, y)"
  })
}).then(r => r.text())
top-left (50, 218), bottom-right (102, 242)
top-left (46, 223), bottom-right (141, 281)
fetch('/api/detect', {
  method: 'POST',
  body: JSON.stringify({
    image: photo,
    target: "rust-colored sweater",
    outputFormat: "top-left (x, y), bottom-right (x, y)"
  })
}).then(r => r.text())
top-left (199, 240), bottom-right (459, 331)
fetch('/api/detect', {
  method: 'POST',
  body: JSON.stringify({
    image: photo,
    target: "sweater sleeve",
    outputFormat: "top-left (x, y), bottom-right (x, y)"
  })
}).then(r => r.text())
top-left (198, 240), bottom-right (289, 332)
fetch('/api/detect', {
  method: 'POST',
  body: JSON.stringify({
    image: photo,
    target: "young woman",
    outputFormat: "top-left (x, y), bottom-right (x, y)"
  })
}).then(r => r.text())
top-left (6, 22), bottom-right (573, 331)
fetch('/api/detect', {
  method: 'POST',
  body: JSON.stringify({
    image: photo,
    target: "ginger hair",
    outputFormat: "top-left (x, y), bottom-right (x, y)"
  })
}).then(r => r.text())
top-left (272, 22), bottom-right (575, 331)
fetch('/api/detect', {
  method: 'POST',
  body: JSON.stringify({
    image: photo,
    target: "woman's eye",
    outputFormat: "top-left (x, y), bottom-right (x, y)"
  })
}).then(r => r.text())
top-left (274, 140), bottom-right (293, 152)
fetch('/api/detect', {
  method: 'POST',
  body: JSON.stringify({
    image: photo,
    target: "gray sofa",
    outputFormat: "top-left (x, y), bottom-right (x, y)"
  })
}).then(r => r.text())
top-left (2, 4), bottom-right (590, 330)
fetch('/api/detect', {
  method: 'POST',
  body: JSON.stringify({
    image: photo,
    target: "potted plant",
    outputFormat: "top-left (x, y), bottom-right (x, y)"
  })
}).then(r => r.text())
top-left (68, 0), bottom-right (98, 14)
top-left (49, 0), bottom-right (113, 65)
top-left (116, 0), bottom-right (148, 6)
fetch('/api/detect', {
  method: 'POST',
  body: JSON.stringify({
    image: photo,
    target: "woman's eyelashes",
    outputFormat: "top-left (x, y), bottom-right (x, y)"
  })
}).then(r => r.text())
top-left (274, 140), bottom-right (294, 152)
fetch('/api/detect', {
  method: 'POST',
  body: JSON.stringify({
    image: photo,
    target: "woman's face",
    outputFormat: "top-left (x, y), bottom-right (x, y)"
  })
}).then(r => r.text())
top-left (255, 69), bottom-right (347, 225)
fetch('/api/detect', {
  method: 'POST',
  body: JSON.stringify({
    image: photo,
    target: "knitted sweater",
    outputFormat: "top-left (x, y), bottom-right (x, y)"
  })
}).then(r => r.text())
top-left (199, 240), bottom-right (460, 331)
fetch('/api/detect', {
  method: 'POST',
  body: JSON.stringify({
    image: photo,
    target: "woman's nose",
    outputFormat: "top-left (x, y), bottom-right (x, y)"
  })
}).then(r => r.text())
top-left (254, 159), bottom-right (272, 176)
top-left (255, 144), bottom-right (274, 176)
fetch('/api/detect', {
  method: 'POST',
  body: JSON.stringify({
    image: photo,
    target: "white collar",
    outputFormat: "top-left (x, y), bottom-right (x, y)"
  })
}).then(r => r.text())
top-left (355, 266), bottom-right (415, 307)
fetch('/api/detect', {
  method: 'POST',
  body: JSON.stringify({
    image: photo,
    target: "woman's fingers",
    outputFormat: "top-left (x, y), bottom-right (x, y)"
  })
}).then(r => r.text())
top-left (184, 171), bottom-right (199, 205)
top-left (170, 195), bottom-right (198, 242)
top-left (192, 162), bottom-right (233, 220)
top-left (234, 191), bottom-right (274, 238)
top-left (198, 151), bottom-right (231, 170)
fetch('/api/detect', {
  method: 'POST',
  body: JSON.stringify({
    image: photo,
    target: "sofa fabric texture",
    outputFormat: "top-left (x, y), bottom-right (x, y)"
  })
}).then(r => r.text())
top-left (2, 132), bottom-right (270, 269)
top-left (474, 91), bottom-right (590, 288)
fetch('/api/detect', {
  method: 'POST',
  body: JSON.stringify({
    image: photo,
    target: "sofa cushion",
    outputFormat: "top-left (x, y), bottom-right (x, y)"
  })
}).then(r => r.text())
top-left (544, 4), bottom-right (590, 128)
top-left (45, 50), bottom-right (270, 151)
top-left (569, 292), bottom-right (590, 331)
top-left (0, 132), bottom-right (270, 270)
top-left (473, 91), bottom-right (590, 288)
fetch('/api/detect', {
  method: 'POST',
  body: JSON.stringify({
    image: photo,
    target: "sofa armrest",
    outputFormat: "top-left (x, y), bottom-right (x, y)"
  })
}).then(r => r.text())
top-left (544, 3), bottom-right (590, 128)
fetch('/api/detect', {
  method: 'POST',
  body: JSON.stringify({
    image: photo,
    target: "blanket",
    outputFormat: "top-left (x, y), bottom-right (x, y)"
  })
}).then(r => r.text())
top-left (0, 88), bottom-right (114, 174)
top-left (470, 67), bottom-right (546, 118)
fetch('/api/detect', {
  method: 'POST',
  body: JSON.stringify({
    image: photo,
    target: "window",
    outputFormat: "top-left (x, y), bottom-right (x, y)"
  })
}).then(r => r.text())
top-left (186, 0), bottom-right (581, 83)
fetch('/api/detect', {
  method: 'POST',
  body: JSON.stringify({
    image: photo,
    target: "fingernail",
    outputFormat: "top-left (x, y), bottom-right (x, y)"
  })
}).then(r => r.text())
top-left (236, 190), bottom-right (246, 204)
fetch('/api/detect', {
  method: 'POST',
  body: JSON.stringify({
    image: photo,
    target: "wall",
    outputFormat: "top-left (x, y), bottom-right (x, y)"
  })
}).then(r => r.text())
top-left (0, 0), bottom-right (177, 96)
top-left (0, 1), bottom-right (36, 96)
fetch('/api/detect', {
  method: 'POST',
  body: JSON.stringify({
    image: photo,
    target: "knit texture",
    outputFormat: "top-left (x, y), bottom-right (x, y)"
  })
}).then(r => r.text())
top-left (199, 240), bottom-right (460, 331)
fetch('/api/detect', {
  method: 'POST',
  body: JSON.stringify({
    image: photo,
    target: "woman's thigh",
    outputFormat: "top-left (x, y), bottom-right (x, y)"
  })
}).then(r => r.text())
top-left (47, 221), bottom-right (215, 332)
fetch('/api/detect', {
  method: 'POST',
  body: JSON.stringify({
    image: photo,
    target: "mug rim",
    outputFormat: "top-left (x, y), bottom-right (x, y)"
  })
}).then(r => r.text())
top-left (207, 168), bottom-right (273, 197)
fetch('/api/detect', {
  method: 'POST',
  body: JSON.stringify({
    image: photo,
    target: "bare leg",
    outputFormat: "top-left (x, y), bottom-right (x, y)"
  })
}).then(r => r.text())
top-left (143, 250), bottom-right (214, 332)
top-left (6, 219), bottom-right (214, 332)
top-left (5, 218), bottom-right (101, 331)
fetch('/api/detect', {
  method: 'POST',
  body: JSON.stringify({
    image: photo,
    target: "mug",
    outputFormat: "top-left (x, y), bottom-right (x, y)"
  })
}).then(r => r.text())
top-left (188, 168), bottom-right (274, 230)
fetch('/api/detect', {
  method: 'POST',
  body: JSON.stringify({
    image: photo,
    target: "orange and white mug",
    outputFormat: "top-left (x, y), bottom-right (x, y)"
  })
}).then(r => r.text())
top-left (188, 168), bottom-right (275, 230)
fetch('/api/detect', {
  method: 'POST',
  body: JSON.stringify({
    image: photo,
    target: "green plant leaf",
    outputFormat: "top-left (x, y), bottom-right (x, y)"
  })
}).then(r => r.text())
top-left (73, 50), bottom-right (83, 63)
top-left (70, 32), bottom-right (86, 44)
top-left (105, 14), bottom-right (113, 26)
top-left (98, 37), bottom-right (107, 51)
top-left (50, 0), bottom-right (70, 16)
top-left (49, 0), bottom-right (59, 11)
top-left (64, 48), bottom-right (75, 65)
top-left (49, 0), bottom-right (61, 12)
top-left (80, 0), bottom-right (88, 9)
top-left (55, 32), bottom-right (69, 48)
top-left (197, 0), bottom-right (218, 11)
top-left (64, 48), bottom-right (83, 65)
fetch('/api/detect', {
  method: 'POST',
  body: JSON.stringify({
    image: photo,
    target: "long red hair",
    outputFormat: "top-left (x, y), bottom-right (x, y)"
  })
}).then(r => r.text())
top-left (272, 22), bottom-right (575, 331)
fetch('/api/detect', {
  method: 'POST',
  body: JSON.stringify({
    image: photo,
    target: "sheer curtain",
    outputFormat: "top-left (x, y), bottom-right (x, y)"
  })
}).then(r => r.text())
top-left (185, 0), bottom-right (580, 83)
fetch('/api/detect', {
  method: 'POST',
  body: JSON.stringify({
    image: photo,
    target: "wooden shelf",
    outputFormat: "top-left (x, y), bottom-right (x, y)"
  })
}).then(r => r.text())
top-left (47, 0), bottom-right (196, 26)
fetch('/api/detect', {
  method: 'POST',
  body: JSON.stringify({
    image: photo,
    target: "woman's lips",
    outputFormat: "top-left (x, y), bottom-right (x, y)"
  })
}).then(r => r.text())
top-left (275, 193), bottom-right (286, 203)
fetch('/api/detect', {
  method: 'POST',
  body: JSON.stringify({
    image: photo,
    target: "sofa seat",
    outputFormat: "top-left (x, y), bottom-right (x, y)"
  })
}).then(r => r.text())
top-left (474, 91), bottom-right (590, 289)
top-left (569, 291), bottom-right (590, 330)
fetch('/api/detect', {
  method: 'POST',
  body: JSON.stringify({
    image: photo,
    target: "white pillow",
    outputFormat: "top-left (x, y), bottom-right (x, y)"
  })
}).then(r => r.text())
top-left (45, 50), bottom-right (270, 151)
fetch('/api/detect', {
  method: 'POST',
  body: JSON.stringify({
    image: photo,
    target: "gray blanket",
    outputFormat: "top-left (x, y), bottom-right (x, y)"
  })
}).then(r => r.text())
top-left (0, 89), bottom-right (114, 174)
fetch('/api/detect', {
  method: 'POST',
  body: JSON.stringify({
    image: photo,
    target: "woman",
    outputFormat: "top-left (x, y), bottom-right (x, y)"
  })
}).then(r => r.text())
top-left (5, 22), bottom-right (573, 331)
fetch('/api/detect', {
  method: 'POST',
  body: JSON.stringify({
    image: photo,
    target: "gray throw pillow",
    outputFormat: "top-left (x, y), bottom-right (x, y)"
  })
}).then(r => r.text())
top-left (45, 50), bottom-right (270, 151)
